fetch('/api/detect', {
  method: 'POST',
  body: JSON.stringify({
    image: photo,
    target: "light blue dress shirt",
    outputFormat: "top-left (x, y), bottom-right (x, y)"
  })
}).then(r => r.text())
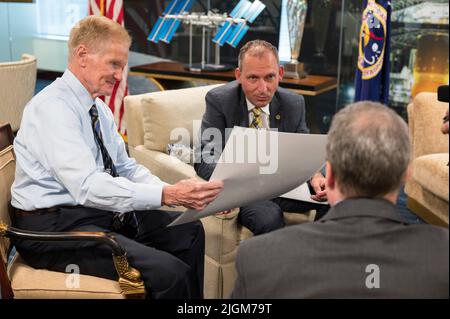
top-left (11, 69), bottom-right (165, 213)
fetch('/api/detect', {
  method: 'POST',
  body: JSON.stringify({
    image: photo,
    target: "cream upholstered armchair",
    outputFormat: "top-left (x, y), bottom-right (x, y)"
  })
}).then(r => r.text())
top-left (124, 85), bottom-right (314, 299)
top-left (0, 123), bottom-right (145, 299)
top-left (0, 54), bottom-right (37, 132)
top-left (405, 92), bottom-right (449, 226)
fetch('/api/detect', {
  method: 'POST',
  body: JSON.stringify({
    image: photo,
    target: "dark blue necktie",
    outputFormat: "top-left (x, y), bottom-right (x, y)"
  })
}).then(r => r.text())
top-left (89, 105), bottom-right (137, 236)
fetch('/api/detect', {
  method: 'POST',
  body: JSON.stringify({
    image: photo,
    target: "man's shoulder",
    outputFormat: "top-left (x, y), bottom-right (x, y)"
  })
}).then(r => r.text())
top-left (275, 86), bottom-right (305, 105)
top-left (207, 80), bottom-right (241, 98)
top-left (26, 78), bottom-right (69, 111)
top-left (238, 224), bottom-right (308, 258)
top-left (407, 223), bottom-right (449, 249)
top-left (276, 85), bottom-right (297, 96)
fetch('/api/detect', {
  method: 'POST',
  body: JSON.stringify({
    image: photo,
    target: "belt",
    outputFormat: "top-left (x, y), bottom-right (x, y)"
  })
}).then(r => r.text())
top-left (15, 205), bottom-right (81, 217)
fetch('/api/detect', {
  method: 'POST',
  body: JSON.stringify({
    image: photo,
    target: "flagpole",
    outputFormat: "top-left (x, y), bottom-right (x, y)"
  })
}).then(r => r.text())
top-left (89, 0), bottom-right (128, 137)
top-left (100, 0), bottom-right (105, 16)
top-left (335, 0), bottom-right (345, 110)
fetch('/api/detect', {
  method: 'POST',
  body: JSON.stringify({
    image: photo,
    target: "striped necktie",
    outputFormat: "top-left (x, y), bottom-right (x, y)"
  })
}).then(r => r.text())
top-left (89, 105), bottom-right (118, 177)
top-left (250, 107), bottom-right (264, 129)
top-left (89, 105), bottom-right (137, 236)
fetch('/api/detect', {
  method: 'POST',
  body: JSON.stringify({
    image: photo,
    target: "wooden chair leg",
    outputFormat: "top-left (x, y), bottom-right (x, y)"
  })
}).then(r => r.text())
top-left (407, 196), bottom-right (448, 227)
top-left (0, 247), bottom-right (14, 299)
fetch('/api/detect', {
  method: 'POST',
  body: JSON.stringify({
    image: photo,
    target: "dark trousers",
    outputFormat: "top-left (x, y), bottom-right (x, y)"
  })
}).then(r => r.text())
top-left (13, 206), bottom-right (205, 299)
top-left (238, 197), bottom-right (329, 235)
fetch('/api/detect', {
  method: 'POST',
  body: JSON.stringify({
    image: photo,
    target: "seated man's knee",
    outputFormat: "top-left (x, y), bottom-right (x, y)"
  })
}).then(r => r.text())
top-left (257, 211), bottom-right (285, 234)
top-left (192, 220), bottom-right (205, 241)
top-left (240, 202), bottom-right (285, 235)
top-left (314, 205), bottom-right (330, 221)
top-left (179, 220), bottom-right (205, 249)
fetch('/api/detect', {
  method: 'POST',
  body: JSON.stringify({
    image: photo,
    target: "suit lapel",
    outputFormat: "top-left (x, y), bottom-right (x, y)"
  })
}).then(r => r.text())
top-left (269, 92), bottom-right (282, 130)
top-left (238, 88), bottom-right (250, 127)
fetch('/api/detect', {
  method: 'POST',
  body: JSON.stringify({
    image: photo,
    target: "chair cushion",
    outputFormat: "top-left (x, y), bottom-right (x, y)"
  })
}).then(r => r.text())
top-left (141, 85), bottom-right (222, 153)
top-left (8, 255), bottom-right (125, 299)
top-left (409, 93), bottom-right (449, 158)
top-left (413, 153), bottom-right (449, 201)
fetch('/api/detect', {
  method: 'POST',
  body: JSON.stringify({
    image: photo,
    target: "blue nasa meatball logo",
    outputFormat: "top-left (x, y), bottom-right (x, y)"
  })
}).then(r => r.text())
top-left (358, 0), bottom-right (388, 80)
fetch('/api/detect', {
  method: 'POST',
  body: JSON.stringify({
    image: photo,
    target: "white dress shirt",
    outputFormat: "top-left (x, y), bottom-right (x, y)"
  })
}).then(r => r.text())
top-left (12, 69), bottom-right (165, 213)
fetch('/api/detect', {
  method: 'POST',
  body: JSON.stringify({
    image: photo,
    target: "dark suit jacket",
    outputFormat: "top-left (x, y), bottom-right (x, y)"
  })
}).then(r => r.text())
top-left (195, 81), bottom-right (309, 180)
top-left (231, 198), bottom-right (449, 299)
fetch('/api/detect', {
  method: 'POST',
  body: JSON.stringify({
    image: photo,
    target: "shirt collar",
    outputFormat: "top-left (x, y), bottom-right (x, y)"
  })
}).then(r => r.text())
top-left (321, 198), bottom-right (409, 224)
top-left (246, 98), bottom-right (270, 115)
top-left (61, 68), bottom-right (96, 114)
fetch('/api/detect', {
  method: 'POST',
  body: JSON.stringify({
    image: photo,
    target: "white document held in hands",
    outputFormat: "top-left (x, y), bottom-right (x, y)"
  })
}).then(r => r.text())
top-left (169, 127), bottom-right (327, 227)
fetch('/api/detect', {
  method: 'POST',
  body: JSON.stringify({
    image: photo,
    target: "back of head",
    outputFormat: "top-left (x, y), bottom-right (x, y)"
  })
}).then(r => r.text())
top-left (68, 15), bottom-right (131, 61)
top-left (327, 102), bottom-right (410, 198)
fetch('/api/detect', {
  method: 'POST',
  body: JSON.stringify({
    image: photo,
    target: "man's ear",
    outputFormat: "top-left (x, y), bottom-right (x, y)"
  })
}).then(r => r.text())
top-left (74, 44), bottom-right (89, 68)
top-left (235, 67), bottom-right (241, 82)
top-left (279, 65), bottom-right (285, 80)
top-left (325, 161), bottom-right (335, 190)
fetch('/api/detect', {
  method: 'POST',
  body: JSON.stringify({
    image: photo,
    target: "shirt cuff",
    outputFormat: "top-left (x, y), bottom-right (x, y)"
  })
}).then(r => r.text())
top-left (132, 183), bottom-right (164, 211)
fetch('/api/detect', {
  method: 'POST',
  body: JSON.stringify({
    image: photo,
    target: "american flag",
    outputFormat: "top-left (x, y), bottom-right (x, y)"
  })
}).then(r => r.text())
top-left (88, 0), bottom-right (128, 136)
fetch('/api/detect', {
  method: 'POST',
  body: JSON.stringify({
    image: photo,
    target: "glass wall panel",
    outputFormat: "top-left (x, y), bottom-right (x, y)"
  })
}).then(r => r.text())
top-left (0, 0), bottom-right (87, 71)
top-left (0, 3), bottom-right (11, 61)
top-left (390, 0), bottom-right (449, 118)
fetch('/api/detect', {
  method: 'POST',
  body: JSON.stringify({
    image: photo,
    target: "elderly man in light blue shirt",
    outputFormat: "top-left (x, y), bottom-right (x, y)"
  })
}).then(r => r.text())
top-left (11, 15), bottom-right (223, 299)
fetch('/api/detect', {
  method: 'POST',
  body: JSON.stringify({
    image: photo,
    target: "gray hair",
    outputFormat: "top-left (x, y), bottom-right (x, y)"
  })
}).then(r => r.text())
top-left (326, 102), bottom-right (410, 198)
top-left (238, 40), bottom-right (279, 69)
top-left (68, 15), bottom-right (131, 61)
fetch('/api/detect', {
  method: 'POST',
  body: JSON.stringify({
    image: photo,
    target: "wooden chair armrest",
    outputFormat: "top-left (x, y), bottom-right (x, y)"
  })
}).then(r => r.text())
top-left (0, 221), bottom-right (145, 297)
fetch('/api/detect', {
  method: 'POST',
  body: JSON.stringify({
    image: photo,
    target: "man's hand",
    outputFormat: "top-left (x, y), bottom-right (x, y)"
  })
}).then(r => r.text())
top-left (216, 210), bottom-right (231, 216)
top-left (215, 209), bottom-right (236, 216)
top-left (310, 172), bottom-right (327, 202)
top-left (162, 178), bottom-right (224, 211)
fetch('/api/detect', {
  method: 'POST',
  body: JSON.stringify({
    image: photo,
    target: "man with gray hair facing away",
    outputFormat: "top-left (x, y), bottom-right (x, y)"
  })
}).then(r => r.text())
top-left (232, 102), bottom-right (448, 298)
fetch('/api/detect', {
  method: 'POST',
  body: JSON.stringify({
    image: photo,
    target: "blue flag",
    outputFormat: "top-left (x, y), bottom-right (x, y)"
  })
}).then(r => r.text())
top-left (354, 0), bottom-right (391, 105)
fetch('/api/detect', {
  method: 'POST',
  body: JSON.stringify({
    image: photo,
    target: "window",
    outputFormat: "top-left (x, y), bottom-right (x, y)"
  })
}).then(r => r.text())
top-left (278, 0), bottom-right (291, 63)
top-left (36, 0), bottom-right (88, 38)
